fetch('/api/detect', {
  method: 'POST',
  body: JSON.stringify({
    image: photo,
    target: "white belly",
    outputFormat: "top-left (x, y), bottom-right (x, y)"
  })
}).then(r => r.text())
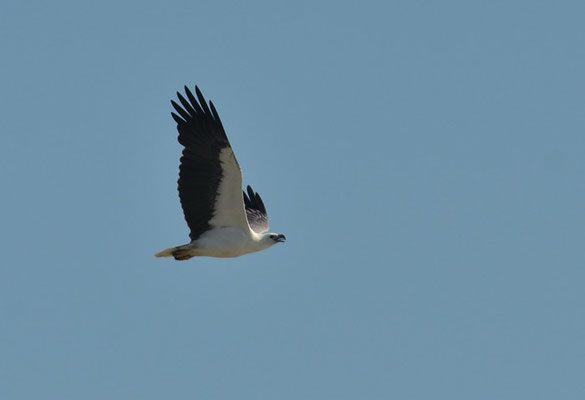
top-left (193, 227), bottom-right (265, 258)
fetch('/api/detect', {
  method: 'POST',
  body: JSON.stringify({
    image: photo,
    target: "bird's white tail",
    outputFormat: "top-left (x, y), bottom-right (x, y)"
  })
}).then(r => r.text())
top-left (154, 247), bottom-right (176, 257)
top-left (154, 244), bottom-right (195, 260)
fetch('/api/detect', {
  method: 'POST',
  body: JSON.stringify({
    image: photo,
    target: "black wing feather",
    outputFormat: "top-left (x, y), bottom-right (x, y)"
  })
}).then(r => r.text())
top-left (176, 92), bottom-right (198, 116)
top-left (171, 100), bottom-right (192, 121)
top-left (171, 85), bottom-right (232, 241)
top-left (243, 185), bottom-right (269, 233)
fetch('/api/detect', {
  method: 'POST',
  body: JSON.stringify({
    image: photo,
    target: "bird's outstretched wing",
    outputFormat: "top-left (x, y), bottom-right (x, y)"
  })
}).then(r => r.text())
top-left (171, 86), bottom-right (249, 241)
top-left (243, 185), bottom-right (270, 233)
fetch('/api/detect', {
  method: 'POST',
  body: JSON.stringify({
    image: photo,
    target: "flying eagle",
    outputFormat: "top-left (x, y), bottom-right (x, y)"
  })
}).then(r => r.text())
top-left (155, 86), bottom-right (286, 260)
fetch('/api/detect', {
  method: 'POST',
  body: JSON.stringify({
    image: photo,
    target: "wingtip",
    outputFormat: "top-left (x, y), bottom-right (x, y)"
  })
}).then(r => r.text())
top-left (194, 86), bottom-right (211, 114)
top-left (171, 112), bottom-right (184, 124)
top-left (246, 185), bottom-right (255, 198)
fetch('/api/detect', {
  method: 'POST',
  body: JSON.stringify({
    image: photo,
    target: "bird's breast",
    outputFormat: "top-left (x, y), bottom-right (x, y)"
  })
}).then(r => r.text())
top-left (193, 227), bottom-right (262, 257)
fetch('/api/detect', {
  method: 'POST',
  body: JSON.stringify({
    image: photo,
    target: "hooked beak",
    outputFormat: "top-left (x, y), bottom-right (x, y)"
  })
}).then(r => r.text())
top-left (276, 234), bottom-right (286, 243)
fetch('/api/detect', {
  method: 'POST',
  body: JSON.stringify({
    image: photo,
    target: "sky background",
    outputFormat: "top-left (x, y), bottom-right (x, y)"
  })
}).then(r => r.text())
top-left (1, 0), bottom-right (585, 399)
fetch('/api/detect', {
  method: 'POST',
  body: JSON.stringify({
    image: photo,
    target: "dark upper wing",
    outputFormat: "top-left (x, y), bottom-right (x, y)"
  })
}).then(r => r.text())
top-left (171, 85), bottom-right (248, 241)
top-left (243, 185), bottom-right (269, 233)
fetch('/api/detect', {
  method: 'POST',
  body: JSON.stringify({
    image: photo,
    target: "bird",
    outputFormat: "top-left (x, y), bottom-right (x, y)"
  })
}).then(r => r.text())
top-left (155, 85), bottom-right (286, 260)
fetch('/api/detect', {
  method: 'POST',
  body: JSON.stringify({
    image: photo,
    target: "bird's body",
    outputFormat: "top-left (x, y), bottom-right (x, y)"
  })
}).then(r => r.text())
top-left (156, 227), bottom-right (277, 259)
top-left (155, 86), bottom-right (285, 260)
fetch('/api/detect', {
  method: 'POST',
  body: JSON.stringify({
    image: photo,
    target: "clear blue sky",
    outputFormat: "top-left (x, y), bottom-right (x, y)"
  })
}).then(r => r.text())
top-left (1, 0), bottom-right (584, 399)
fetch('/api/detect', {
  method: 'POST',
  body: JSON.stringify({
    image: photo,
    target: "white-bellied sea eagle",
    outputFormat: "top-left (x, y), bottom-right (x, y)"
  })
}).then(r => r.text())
top-left (155, 86), bottom-right (286, 260)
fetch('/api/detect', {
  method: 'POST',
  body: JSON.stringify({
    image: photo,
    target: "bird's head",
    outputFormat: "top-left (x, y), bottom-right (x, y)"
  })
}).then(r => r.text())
top-left (268, 233), bottom-right (286, 244)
